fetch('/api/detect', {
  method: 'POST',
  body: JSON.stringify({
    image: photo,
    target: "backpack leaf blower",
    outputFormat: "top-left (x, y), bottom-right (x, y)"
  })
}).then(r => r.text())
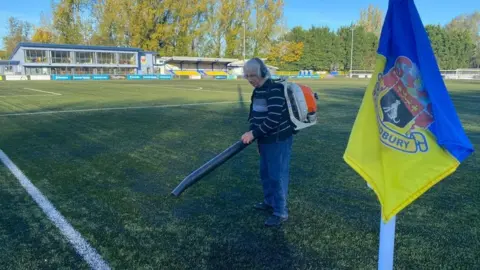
top-left (171, 78), bottom-right (318, 197)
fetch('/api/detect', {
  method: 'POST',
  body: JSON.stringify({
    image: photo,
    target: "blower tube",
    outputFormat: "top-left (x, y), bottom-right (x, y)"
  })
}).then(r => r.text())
top-left (171, 140), bottom-right (253, 196)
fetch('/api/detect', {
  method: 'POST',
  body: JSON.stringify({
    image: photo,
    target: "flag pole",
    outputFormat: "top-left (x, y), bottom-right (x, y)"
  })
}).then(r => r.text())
top-left (378, 215), bottom-right (396, 270)
top-left (368, 183), bottom-right (396, 270)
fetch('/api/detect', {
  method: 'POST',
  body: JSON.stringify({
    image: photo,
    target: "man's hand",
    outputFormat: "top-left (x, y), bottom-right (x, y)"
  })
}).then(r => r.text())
top-left (241, 131), bottom-right (255, 144)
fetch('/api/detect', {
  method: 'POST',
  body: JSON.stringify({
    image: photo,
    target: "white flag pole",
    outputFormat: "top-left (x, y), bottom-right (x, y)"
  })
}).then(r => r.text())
top-left (378, 215), bottom-right (396, 270)
top-left (367, 183), bottom-right (396, 270)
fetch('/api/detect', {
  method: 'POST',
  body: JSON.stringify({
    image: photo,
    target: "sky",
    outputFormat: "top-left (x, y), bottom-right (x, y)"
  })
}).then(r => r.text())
top-left (0, 0), bottom-right (478, 50)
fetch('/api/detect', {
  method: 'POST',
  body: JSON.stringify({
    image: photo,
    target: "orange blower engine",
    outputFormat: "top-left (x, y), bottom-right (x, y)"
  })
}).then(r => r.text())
top-left (276, 77), bottom-right (319, 131)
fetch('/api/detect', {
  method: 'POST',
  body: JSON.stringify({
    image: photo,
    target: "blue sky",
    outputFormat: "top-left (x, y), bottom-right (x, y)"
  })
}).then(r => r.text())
top-left (284, 0), bottom-right (478, 30)
top-left (1, 0), bottom-right (478, 50)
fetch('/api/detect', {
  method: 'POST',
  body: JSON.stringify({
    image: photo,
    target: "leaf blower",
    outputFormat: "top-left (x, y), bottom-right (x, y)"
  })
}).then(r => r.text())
top-left (171, 77), bottom-right (319, 197)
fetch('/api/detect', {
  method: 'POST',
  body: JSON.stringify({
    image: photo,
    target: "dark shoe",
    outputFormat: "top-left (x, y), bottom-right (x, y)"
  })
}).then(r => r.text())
top-left (265, 215), bottom-right (288, 227)
top-left (253, 202), bottom-right (273, 211)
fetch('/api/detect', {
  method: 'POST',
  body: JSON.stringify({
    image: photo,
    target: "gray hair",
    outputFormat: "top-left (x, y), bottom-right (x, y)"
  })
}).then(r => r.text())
top-left (243, 58), bottom-right (271, 79)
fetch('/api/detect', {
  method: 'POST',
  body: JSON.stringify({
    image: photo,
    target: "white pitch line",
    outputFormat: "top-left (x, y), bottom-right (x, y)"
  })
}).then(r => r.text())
top-left (162, 86), bottom-right (240, 94)
top-left (24, 88), bottom-right (62, 96)
top-left (0, 150), bottom-right (110, 270)
top-left (0, 94), bottom-right (58, 98)
top-left (130, 84), bottom-right (252, 95)
top-left (0, 100), bottom-right (248, 117)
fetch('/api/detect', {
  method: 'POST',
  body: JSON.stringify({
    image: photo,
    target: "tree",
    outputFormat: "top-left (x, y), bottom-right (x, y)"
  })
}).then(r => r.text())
top-left (200, 0), bottom-right (251, 58)
top-left (221, 0), bottom-right (251, 58)
top-left (251, 0), bottom-right (284, 57)
top-left (358, 4), bottom-right (384, 36)
top-left (266, 41), bottom-right (303, 69)
top-left (336, 25), bottom-right (378, 71)
top-left (446, 12), bottom-right (480, 43)
top-left (425, 24), bottom-right (476, 69)
top-left (290, 26), bottom-right (342, 71)
top-left (52, 0), bottom-right (91, 44)
top-left (285, 26), bottom-right (306, 43)
top-left (90, 0), bottom-right (134, 46)
top-left (446, 12), bottom-right (480, 68)
top-left (2, 17), bottom-right (32, 56)
top-left (170, 0), bottom-right (210, 56)
top-left (31, 28), bottom-right (56, 43)
top-left (0, 50), bottom-right (6, 60)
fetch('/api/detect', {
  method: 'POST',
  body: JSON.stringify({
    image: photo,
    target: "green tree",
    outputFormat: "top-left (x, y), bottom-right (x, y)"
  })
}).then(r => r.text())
top-left (337, 25), bottom-right (378, 71)
top-left (446, 12), bottom-right (480, 68)
top-left (171, 0), bottom-right (210, 56)
top-left (251, 0), bottom-right (284, 57)
top-left (425, 24), bottom-right (475, 69)
top-left (2, 17), bottom-right (32, 56)
top-left (52, 0), bottom-right (88, 44)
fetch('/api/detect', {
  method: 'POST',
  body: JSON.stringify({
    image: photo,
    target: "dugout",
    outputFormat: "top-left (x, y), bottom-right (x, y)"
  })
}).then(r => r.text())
top-left (155, 56), bottom-right (237, 78)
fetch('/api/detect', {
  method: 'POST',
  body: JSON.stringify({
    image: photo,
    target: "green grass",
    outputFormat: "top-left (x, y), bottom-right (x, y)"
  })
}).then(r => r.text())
top-left (0, 78), bottom-right (478, 269)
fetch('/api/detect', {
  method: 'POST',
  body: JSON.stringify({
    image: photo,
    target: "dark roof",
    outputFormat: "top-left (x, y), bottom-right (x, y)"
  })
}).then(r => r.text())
top-left (10, 42), bottom-right (144, 59)
top-left (160, 56), bottom-right (238, 64)
top-left (0, 60), bottom-right (20, 65)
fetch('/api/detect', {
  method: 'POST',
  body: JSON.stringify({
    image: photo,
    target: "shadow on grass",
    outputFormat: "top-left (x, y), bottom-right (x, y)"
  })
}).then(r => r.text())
top-left (237, 84), bottom-right (248, 114)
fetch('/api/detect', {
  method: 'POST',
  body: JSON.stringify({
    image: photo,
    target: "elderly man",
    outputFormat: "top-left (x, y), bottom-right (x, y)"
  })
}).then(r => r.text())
top-left (240, 58), bottom-right (294, 227)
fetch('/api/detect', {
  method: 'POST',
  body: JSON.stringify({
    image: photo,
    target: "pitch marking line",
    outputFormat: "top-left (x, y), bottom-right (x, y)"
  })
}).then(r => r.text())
top-left (0, 100), bottom-right (248, 117)
top-left (24, 88), bottom-right (62, 96)
top-left (162, 86), bottom-right (252, 95)
top-left (0, 88), bottom-right (62, 98)
top-left (130, 84), bottom-right (252, 95)
top-left (0, 150), bottom-right (110, 270)
top-left (0, 94), bottom-right (60, 98)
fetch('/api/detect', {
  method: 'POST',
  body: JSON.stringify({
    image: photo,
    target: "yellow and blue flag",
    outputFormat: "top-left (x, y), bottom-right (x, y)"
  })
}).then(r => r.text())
top-left (343, 0), bottom-right (474, 222)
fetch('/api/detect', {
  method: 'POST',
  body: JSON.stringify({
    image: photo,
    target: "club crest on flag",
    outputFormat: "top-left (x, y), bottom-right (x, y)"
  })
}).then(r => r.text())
top-left (373, 56), bottom-right (432, 154)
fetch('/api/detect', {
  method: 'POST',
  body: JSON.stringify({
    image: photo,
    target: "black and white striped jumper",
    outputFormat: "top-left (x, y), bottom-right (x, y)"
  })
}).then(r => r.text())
top-left (248, 79), bottom-right (294, 144)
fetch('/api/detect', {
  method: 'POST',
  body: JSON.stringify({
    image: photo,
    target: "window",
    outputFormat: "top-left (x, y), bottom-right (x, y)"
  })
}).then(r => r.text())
top-left (116, 67), bottom-right (136, 74)
top-left (26, 67), bottom-right (50, 75)
top-left (75, 52), bottom-right (94, 64)
top-left (51, 67), bottom-right (72, 75)
top-left (51, 51), bottom-right (71, 64)
top-left (2, 66), bottom-right (14, 74)
top-left (75, 67), bottom-right (90, 74)
top-left (97, 52), bottom-right (115, 64)
top-left (25, 50), bottom-right (47, 63)
top-left (119, 53), bottom-right (136, 65)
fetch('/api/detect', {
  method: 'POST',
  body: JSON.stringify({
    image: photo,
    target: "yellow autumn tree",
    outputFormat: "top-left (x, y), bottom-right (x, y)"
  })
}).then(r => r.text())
top-left (31, 28), bottom-right (56, 43)
top-left (267, 41), bottom-right (304, 68)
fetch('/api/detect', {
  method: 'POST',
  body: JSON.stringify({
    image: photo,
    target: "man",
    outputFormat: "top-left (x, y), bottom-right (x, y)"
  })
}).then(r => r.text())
top-left (240, 58), bottom-right (294, 227)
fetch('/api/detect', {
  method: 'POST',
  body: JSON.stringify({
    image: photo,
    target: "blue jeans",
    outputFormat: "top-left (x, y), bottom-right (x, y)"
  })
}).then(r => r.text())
top-left (258, 136), bottom-right (293, 218)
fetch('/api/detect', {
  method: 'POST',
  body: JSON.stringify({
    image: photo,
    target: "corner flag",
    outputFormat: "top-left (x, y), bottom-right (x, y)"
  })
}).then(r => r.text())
top-left (343, 0), bottom-right (474, 222)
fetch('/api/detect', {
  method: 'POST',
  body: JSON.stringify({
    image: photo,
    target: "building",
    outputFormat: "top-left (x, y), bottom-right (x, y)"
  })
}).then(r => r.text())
top-left (5, 42), bottom-right (156, 76)
top-left (1, 42), bottom-right (280, 78)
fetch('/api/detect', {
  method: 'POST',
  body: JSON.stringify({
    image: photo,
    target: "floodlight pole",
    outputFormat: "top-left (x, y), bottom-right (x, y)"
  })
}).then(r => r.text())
top-left (243, 19), bottom-right (246, 62)
top-left (350, 25), bottom-right (354, 78)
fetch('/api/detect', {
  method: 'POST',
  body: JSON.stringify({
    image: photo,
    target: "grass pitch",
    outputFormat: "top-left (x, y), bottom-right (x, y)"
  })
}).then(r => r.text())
top-left (0, 78), bottom-right (478, 269)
